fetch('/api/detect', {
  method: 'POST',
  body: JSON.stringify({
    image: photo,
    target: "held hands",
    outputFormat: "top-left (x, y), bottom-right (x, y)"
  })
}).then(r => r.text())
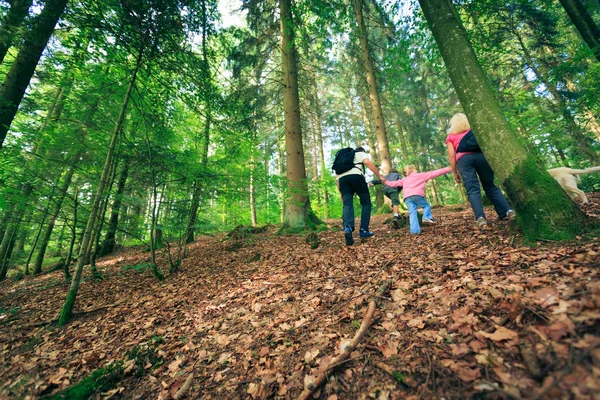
top-left (380, 178), bottom-right (387, 185)
top-left (453, 173), bottom-right (462, 184)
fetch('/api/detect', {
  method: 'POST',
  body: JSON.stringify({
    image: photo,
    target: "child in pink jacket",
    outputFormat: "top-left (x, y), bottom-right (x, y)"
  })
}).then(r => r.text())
top-left (386, 165), bottom-right (451, 234)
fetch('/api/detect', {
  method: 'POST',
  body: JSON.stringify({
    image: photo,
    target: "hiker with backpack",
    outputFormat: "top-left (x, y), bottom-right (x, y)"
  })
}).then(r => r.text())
top-left (333, 146), bottom-right (386, 246)
top-left (370, 168), bottom-right (403, 229)
top-left (446, 112), bottom-right (514, 229)
top-left (385, 165), bottom-right (451, 235)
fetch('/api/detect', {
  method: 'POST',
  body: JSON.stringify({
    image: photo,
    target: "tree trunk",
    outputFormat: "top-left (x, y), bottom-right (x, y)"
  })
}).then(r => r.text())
top-left (559, 0), bottom-right (600, 62)
top-left (0, 0), bottom-right (33, 64)
top-left (362, 96), bottom-right (384, 209)
top-left (0, 0), bottom-right (69, 147)
top-left (33, 156), bottom-right (80, 274)
top-left (280, 0), bottom-right (319, 230)
top-left (64, 187), bottom-right (78, 281)
top-left (99, 159), bottom-right (129, 255)
top-left (418, 0), bottom-right (586, 240)
top-left (512, 27), bottom-right (600, 163)
top-left (59, 54), bottom-right (141, 326)
top-left (0, 183), bottom-right (33, 279)
top-left (351, 0), bottom-right (391, 174)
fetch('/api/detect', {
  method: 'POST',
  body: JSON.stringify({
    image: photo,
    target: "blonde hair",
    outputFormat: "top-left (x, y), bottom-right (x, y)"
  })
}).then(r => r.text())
top-left (402, 165), bottom-right (416, 176)
top-left (447, 113), bottom-right (471, 134)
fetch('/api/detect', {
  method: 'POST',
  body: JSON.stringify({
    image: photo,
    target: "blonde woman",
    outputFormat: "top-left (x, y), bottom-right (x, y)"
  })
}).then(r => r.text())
top-left (445, 113), bottom-right (514, 229)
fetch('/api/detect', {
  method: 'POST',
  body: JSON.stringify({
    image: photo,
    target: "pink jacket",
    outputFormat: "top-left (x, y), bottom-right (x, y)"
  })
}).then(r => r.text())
top-left (386, 167), bottom-right (451, 199)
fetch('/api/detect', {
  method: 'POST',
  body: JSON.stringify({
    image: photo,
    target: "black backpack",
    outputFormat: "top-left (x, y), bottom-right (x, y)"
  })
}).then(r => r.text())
top-left (457, 130), bottom-right (482, 153)
top-left (332, 147), bottom-right (361, 175)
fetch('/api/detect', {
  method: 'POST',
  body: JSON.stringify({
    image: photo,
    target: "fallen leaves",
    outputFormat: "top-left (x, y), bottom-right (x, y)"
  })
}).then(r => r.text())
top-left (1, 197), bottom-right (599, 399)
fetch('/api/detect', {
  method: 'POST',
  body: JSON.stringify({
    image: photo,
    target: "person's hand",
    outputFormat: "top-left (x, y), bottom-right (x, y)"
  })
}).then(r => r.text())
top-left (380, 178), bottom-right (387, 185)
top-left (454, 173), bottom-right (462, 184)
top-left (368, 182), bottom-right (374, 187)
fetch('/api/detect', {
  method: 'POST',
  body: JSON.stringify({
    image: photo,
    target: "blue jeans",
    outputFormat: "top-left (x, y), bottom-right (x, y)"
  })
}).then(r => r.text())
top-left (405, 195), bottom-right (432, 234)
top-left (338, 174), bottom-right (371, 231)
top-left (457, 153), bottom-right (511, 220)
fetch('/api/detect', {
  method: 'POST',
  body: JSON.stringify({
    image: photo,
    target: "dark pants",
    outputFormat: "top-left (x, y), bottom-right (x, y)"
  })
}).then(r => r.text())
top-left (338, 174), bottom-right (371, 231)
top-left (457, 153), bottom-right (511, 220)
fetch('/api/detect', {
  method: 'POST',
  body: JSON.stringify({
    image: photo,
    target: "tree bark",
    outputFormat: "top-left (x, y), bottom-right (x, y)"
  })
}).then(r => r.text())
top-left (280, 0), bottom-right (318, 230)
top-left (0, 0), bottom-right (69, 147)
top-left (351, 0), bottom-right (391, 174)
top-left (33, 155), bottom-right (80, 274)
top-left (418, 0), bottom-right (586, 240)
top-left (0, 0), bottom-right (33, 64)
top-left (559, 0), bottom-right (600, 62)
top-left (99, 158), bottom-right (129, 256)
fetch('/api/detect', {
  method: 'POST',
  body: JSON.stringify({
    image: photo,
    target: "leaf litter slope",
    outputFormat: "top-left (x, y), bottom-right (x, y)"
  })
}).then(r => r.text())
top-left (0, 195), bottom-right (599, 399)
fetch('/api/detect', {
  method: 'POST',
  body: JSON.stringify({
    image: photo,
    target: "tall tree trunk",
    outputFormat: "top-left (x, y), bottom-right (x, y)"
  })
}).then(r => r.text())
top-left (64, 186), bottom-right (78, 281)
top-left (0, 183), bottom-right (33, 279)
top-left (0, 0), bottom-right (69, 147)
top-left (512, 28), bottom-right (600, 163)
top-left (185, 1), bottom-right (212, 242)
top-left (59, 54), bottom-right (141, 326)
top-left (362, 95), bottom-right (385, 209)
top-left (33, 154), bottom-right (81, 273)
top-left (313, 87), bottom-right (329, 219)
top-left (351, 0), bottom-right (391, 174)
top-left (26, 206), bottom-right (50, 275)
top-left (0, 0), bottom-right (33, 64)
top-left (559, 0), bottom-right (600, 62)
top-left (280, 0), bottom-right (319, 230)
top-left (99, 159), bottom-right (129, 256)
top-left (418, 0), bottom-right (586, 240)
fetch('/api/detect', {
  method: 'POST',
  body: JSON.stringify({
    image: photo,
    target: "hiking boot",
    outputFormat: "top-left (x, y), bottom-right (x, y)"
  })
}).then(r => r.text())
top-left (392, 216), bottom-right (400, 229)
top-left (344, 226), bottom-right (354, 246)
top-left (359, 229), bottom-right (374, 238)
top-left (504, 209), bottom-right (515, 220)
top-left (422, 217), bottom-right (435, 224)
top-left (476, 217), bottom-right (488, 229)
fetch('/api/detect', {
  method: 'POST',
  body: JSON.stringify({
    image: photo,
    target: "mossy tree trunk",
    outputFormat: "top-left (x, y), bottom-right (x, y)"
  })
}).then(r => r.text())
top-left (99, 159), bottom-right (129, 256)
top-left (417, 0), bottom-right (586, 240)
top-left (559, 0), bottom-right (600, 63)
top-left (0, 0), bottom-right (33, 64)
top-left (280, 0), bottom-right (321, 230)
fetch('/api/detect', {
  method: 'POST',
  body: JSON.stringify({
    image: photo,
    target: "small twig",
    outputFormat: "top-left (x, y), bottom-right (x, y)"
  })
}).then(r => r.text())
top-left (417, 352), bottom-right (433, 400)
top-left (173, 373), bottom-right (194, 400)
top-left (297, 280), bottom-right (391, 400)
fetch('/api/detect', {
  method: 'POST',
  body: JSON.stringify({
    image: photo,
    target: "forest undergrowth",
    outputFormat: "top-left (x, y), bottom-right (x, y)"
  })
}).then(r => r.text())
top-left (1, 195), bottom-right (599, 400)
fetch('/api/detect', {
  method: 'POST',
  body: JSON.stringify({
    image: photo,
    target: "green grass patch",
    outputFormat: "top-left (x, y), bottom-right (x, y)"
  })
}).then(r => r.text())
top-left (121, 262), bottom-right (154, 273)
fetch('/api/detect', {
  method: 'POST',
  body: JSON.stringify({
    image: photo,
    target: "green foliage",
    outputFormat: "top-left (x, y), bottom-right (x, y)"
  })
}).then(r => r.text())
top-left (121, 262), bottom-right (155, 273)
top-left (127, 336), bottom-right (164, 377)
top-left (48, 361), bottom-right (124, 400)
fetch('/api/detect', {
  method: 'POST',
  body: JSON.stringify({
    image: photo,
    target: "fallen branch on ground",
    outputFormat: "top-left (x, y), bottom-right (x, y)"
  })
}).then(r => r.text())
top-left (297, 280), bottom-right (391, 400)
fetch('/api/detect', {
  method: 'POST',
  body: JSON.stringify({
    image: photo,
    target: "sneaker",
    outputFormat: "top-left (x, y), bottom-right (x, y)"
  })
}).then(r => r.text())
top-left (392, 216), bottom-right (400, 229)
top-left (422, 217), bottom-right (435, 224)
top-left (359, 229), bottom-right (374, 238)
top-left (476, 217), bottom-right (488, 229)
top-left (344, 226), bottom-right (354, 246)
top-left (505, 209), bottom-right (515, 220)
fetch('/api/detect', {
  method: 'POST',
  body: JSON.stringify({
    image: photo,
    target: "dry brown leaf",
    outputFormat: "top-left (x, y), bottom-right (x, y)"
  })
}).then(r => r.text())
top-left (480, 326), bottom-right (518, 342)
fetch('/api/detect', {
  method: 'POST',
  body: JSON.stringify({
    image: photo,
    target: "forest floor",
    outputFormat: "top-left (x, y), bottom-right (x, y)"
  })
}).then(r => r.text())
top-left (1, 195), bottom-right (599, 400)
